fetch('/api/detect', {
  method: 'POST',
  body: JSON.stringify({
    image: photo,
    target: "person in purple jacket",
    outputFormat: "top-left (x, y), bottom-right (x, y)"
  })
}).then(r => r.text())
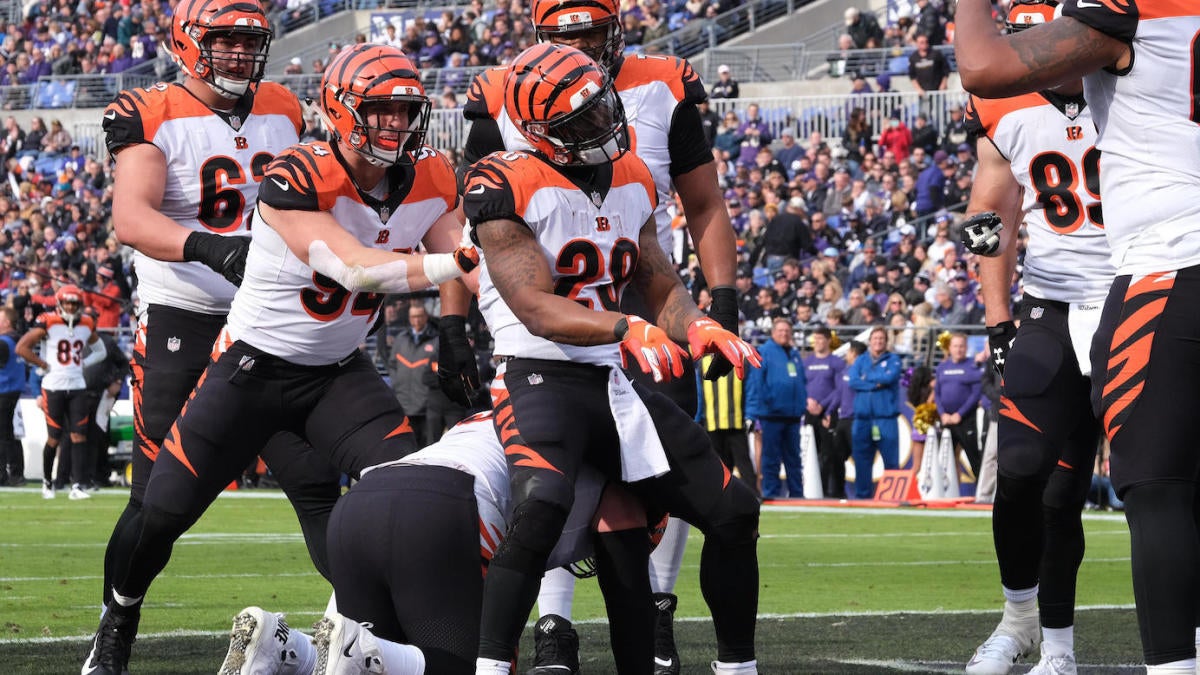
top-left (935, 332), bottom-right (984, 476)
top-left (830, 340), bottom-right (866, 499)
top-left (803, 326), bottom-right (846, 498)
top-left (735, 103), bottom-right (773, 168)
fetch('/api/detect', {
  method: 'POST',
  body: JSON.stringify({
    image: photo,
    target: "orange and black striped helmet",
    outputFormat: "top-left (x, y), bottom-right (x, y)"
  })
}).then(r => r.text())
top-left (320, 44), bottom-right (432, 166)
top-left (1006, 0), bottom-right (1059, 32)
top-left (504, 44), bottom-right (628, 166)
top-left (55, 284), bottom-right (84, 322)
top-left (532, 0), bottom-right (624, 71)
top-left (171, 0), bottom-right (272, 99)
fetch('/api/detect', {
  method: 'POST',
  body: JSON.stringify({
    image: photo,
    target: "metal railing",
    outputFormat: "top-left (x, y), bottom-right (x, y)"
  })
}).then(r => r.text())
top-left (798, 5), bottom-right (889, 50)
top-left (700, 44), bottom-right (809, 83)
top-left (0, 68), bottom-right (166, 112)
top-left (804, 44), bottom-right (957, 81)
top-left (638, 0), bottom-right (806, 59)
top-left (707, 89), bottom-right (969, 148)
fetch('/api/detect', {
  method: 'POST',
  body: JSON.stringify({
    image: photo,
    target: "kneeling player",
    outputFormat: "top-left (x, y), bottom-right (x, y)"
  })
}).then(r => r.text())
top-left (219, 411), bottom-right (655, 675)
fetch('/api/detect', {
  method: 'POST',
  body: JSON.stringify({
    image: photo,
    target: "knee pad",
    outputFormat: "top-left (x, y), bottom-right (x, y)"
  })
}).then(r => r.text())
top-left (697, 480), bottom-right (760, 548)
top-left (997, 432), bottom-right (1055, 480)
top-left (1042, 467), bottom-right (1093, 512)
top-left (140, 503), bottom-right (200, 543)
top-left (510, 466), bottom-right (575, 508)
top-left (492, 499), bottom-right (571, 573)
top-left (995, 472), bottom-right (1045, 506)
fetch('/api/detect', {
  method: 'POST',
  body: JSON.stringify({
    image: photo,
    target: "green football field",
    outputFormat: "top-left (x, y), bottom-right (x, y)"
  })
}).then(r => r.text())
top-left (0, 488), bottom-right (1142, 673)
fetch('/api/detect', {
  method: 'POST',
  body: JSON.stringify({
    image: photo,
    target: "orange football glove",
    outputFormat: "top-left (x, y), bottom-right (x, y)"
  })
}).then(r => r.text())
top-left (686, 317), bottom-right (762, 380)
top-left (617, 315), bottom-right (688, 383)
top-left (453, 244), bottom-right (480, 273)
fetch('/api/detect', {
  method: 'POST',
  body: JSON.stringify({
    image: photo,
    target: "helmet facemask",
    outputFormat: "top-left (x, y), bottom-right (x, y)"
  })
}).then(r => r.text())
top-left (523, 82), bottom-right (629, 166)
top-left (336, 92), bottom-right (432, 167)
top-left (193, 26), bottom-right (272, 99)
top-left (57, 293), bottom-right (82, 328)
top-left (536, 17), bottom-right (624, 72)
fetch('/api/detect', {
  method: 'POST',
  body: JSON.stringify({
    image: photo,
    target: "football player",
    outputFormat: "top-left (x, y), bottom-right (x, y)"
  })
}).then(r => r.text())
top-left (958, 3), bottom-right (1111, 673)
top-left (221, 410), bottom-right (654, 675)
top-left (15, 284), bottom-right (107, 500)
top-left (957, 0), bottom-right (1200, 671)
top-left (95, 0), bottom-right (343, 654)
top-left (462, 1), bottom-right (740, 670)
top-left (465, 44), bottom-right (761, 675)
top-left (83, 43), bottom-right (479, 675)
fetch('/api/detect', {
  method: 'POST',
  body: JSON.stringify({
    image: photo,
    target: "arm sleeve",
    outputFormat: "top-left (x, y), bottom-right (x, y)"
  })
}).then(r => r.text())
top-left (848, 360), bottom-right (874, 391)
top-left (934, 366), bottom-right (947, 415)
top-left (103, 90), bottom-right (149, 153)
top-left (667, 103), bottom-right (715, 177)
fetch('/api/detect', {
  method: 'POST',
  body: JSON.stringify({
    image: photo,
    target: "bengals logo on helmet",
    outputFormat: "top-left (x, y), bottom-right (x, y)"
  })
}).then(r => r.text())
top-left (1005, 0), bottom-right (1060, 32)
top-left (320, 44), bottom-right (432, 167)
top-left (532, 0), bottom-right (624, 70)
top-left (171, 0), bottom-right (273, 99)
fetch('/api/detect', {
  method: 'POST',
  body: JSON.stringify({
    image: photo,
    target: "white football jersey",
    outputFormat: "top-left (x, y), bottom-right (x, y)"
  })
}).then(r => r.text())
top-left (35, 312), bottom-right (95, 391)
top-left (372, 410), bottom-right (603, 567)
top-left (966, 92), bottom-right (1113, 303)
top-left (464, 150), bottom-right (657, 366)
top-left (103, 81), bottom-right (303, 314)
top-left (1062, 0), bottom-right (1200, 275)
top-left (226, 142), bottom-right (458, 366)
top-left (463, 54), bottom-right (707, 258)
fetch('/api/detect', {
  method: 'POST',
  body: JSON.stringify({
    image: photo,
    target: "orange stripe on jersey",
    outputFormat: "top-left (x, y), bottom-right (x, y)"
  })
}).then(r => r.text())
top-left (505, 442), bottom-right (564, 473)
top-left (251, 82), bottom-right (304, 134)
top-left (968, 92), bottom-right (1048, 140)
top-left (405, 147), bottom-right (459, 212)
top-left (611, 152), bottom-right (658, 212)
top-left (107, 83), bottom-right (213, 144)
top-left (1139, 0), bottom-right (1195, 19)
top-left (162, 427), bottom-right (199, 478)
top-left (466, 66), bottom-right (510, 118)
top-left (614, 54), bottom-right (696, 104)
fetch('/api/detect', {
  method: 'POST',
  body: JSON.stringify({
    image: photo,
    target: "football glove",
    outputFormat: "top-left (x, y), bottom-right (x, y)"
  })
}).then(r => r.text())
top-left (686, 317), bottom-right (762, 380)
top-left (437, 315), bottom-right (482, 407)
top-left (183, 231), bottom-right (251, 286)
top-left (987, 321), bottom-right (1018, 377)
top-left (616, 315), bottom-right (688, 383)
top-left (701, 286), bottom-right (740, 380)
top-left (452, 244), bottom-right (480, 273)
top-left (960, 211), bottom-right (1004, 257)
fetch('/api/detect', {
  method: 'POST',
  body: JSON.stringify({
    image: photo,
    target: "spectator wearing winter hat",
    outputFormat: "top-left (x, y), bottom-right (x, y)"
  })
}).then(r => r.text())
top-left (711, 63), bottom-right (739, 99)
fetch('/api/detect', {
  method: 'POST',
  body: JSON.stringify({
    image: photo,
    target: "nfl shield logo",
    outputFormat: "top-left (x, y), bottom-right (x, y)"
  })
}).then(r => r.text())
top-left (1030, 307), bottom-right (1044, 320)
top-left (527, 373), bottom-right (544, 385)
top-left (1064, 102), bottom-right (1079, 119)
top-left (589, 191), bottom-right (602, 208)
top-left (167, 336), bottom-right (181, 352)
top-left (229, 115), bottom-right (242, 131)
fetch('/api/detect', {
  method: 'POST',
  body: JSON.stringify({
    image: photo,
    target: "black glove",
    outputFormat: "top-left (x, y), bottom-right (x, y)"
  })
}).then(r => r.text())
top-left (960, 211), bottom-right (1004, 257)
top-left (701, 285), bottom-right (740, 380)
top-left (987, 321), bottom-right (1018, 377)
top-left (438, 315), bottom-right (481, 407)
top-left (183, 231), bottom-right (251, 286)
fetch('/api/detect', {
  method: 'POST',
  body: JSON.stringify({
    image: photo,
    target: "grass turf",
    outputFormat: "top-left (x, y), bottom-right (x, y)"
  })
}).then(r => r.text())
top-left (0, 488), bottom-right (1140, 673)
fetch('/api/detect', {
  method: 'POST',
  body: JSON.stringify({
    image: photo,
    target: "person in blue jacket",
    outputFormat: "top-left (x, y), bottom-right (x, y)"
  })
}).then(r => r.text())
top-left (746, 317), bottom-right (808, 499)
top-left (847, 326), bottom-right (903, 498)
top-left (935, 332), bottom-right (983, 476)
top-left (0, 307), bottom-right (25, 485)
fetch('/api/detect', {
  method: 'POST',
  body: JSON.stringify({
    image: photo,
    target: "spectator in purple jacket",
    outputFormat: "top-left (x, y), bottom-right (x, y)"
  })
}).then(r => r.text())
top-left (804, 326), bottom-right (846, 497)
top-left (934, 332), bottom-right (983, 476)
top-left (417, 30), bottom-right (447, 68)
top-left (735, 103), bottom-right (772, 168)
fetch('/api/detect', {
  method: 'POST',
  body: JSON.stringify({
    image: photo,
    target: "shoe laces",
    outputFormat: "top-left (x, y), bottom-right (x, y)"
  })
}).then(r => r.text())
top-left (96, 607), bottom-right (138, 668)
top-left (1029, 652), bottom-right (1075, 675)
top-left (533, 621), bottom-right (578, 669)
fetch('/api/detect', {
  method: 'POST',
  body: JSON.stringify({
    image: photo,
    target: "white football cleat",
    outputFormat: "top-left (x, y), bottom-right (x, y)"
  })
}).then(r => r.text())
top-left (218, 606), bottom-right (299, 675)
top-left (42, 480), bottom-right (55, 499)
top-left (1027, 645), bottom-right (1077, 675)
top-left (312, 612), bottom-right (384, 675)
top-left (69, 484), bottom-right (92, 500)
top-left (965, 621), bottom-right (1040, 675)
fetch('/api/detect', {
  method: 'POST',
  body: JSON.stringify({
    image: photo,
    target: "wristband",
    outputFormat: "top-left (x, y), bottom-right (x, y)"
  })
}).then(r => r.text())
top-left (423, 252), bottom-right (464, 285)
top-left (613, 317), bottom-right (629, 341)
